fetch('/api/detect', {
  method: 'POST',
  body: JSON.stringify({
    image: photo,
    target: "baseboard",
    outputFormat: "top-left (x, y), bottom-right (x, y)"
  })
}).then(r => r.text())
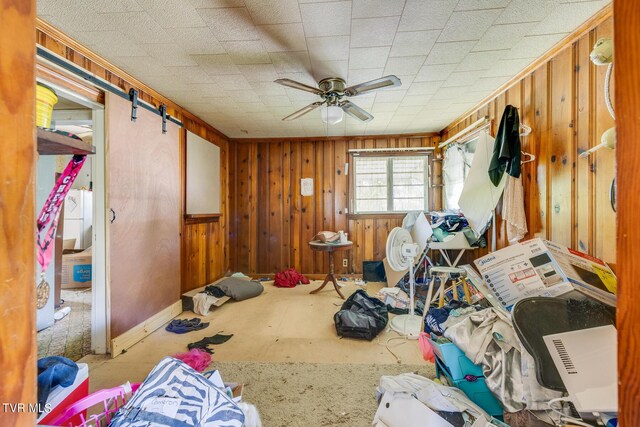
top-left (110, 300), bottom-right (182, 358)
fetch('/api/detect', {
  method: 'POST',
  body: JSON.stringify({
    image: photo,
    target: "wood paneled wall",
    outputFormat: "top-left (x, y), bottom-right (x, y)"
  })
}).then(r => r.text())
top-left (0, 0), bottom-right (37, 424)
top-left (181, 118), bottom-right (229, 293)
top-left (614, 0), bottom-right (640, 423)
top-left (35, 22), bottom-right (231, 296)
top-left (228, 135), bottom-right (439, 275)
top-left (441, 17), bottom-right (616, 264)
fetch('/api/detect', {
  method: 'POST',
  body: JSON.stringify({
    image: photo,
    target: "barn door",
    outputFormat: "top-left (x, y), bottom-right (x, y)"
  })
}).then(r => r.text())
top-left (106, 93), bottom-right (180, 340)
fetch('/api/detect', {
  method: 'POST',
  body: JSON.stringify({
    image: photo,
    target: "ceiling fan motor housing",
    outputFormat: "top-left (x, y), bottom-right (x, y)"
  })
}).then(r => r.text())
top-left (318, 78), bottom-right (346, 99)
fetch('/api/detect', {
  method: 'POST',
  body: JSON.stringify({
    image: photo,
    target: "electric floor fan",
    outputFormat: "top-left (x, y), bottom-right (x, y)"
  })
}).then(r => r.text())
top-left (385, 227), bottom-right (422, 339)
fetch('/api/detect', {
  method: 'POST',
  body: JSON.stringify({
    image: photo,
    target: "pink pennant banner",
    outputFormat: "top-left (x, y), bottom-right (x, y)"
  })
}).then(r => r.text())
top-left (36, 155), bottom-right (86, 272)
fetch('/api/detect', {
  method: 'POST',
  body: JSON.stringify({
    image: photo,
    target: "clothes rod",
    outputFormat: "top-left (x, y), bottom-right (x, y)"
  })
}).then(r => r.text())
top-left (438, 117), bottom-right (489, 149)
top-left (348, 147), bottom-right (435, 153)
top-left (36, 46), bottom-right (183, 127)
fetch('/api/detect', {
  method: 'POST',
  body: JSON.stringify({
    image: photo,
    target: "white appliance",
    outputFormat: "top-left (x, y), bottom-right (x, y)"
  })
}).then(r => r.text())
top-left (385, 224), bottom-right (428, 339)
top-left (543, 325), bottom-right (617, 415)
top-left (63, 189), bottom-right (93, 249)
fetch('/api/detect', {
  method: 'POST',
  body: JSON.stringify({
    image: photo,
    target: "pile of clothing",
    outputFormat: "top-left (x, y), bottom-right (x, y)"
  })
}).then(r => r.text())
top-left (192, 276), bottom-right (264, 315)
top-left (430, 212), bottom-right (486, 247)
top-left (273, 268), bottom-right (309, 288)
top-left (424, 302), bottom-right (562, 414)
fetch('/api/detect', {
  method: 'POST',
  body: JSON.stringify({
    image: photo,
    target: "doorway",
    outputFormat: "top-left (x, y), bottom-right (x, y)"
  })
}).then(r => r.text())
top-left (35, 81), bottom-right (108, 359)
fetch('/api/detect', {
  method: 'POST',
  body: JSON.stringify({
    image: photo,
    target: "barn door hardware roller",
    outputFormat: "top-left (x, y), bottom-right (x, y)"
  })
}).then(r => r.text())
top-left (129, 89), bottom-right (138, 122)
top-left (159, 104), bottom-right (167, 134)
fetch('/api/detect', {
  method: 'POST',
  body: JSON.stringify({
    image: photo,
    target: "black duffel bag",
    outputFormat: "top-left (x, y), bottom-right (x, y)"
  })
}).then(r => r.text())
top-left (334, 290), bottom-right (388, 340)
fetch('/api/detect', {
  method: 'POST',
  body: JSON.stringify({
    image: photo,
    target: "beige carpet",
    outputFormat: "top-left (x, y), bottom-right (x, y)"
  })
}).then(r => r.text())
top-left (211, 360), bottom-right (436, 427)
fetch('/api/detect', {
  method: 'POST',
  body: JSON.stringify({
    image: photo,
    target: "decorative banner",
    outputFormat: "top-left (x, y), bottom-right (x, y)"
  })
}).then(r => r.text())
top-left (36, 154), bottom-right (86, 273)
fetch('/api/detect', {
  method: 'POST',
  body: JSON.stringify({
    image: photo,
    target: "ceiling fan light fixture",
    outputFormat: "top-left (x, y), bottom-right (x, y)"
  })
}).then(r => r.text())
top-left (321, 104), bottom-right (344, 125)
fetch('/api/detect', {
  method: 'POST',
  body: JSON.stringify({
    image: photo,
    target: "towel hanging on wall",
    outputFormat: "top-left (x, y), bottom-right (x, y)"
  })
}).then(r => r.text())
top-left (488, 105), bottom-right (521, 186)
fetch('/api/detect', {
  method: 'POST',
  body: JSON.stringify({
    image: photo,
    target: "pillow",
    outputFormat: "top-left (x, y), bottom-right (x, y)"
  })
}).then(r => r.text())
top-left (216, 277), bottom-right (263, 301)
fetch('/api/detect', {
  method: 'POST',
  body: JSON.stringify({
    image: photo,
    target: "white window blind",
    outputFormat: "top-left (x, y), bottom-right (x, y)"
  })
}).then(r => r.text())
top-left (353, 155), bottom-right (429, 214)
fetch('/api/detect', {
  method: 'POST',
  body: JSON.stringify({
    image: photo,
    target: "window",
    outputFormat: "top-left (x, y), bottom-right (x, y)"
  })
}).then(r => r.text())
top-left (351, 154), bottom-right (431, 214)
top-left (443, 139), bottom-right (477, 211)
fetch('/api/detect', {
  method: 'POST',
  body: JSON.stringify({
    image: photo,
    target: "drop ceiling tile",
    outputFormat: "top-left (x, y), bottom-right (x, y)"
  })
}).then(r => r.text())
top-left (250, 81), bottom-right (288, 96)
top-left (439, 10), bottom-right (499, 43)
top-left (260, 95), bottom-right (294, 107)
top-left (258, 23), bottom-right (308, 52)
top-left (395, 74), bottom-right (414, 88)
top-left (399, 95), bottom-right (430, 107)
top-left (371, 103), bottom-right (399, 113)
top-left (398, 0), bottom-right (456, 32)
top-left (456, 0), bottom-right (511, 10)
top-left (425, 41), bottom-right (476, 65)
top-left (311, 59), bottom-right (349, 81)
top-left (430, 85), bottom-right (475, 101)
top-left (307, 36), bottom-right (351, 61)
top-left (141, 43), bottom-right (198, 66)
top-left (244, 0), bottom-right (301, 24)
top-left (198, 7), bottom-right (261, 41)
top-left (383, 56), bottom-right (425, 76)
top-left (374, 89), bottom-right (407, 103)
top-left (113, 56), bottom-right (175, 77)
top-left (188, 0), bottom-right (245, 7)
top-left (352, 0), bottom-right (406, 18)
top-left (223, 90), bottom-right (262, 103)
top-left (347, 68), bottom-right (384, 85)
top-left (507, 34), bottom-right (566, 60)
top-left (483, 57), bottom-right (534, 78)
top-left (138, 0), bottom-right (205, 28)
top-left (349, 47), bottom-right (391, 69)
top-left (221, 40), bottom-right (271, 64)
top-left (192, 54), bottom-right (240, 75)
top-left (300, 1), bottom-right (352, 37)
top-left (277, 72), bottom-right (318, 86)
top-left (473, 76), bottom-right (511, 92)
top-left (473, 22), bottom-right (537, 52)
top-left (456, 50), bottom-right (509, 71)
top-left (214, 74), bottom-right (253, 90)
top-left (389, 30), bottom-right (440, 57)
top-left (442, 71), bottom-right (480, 88)
top-left (237, 64), bottom-right (280, 82)
top-left (351, 17), bottom-right (400, 48)
top-left (495, 0), bottom-right (559, 25)
top-left (184, 83), bottom-right (225, 97)
top-left (406, 80), bottom-right (444, 96)
top-left (166, 27), bottom-right (225, 55)
top-left (530, 1), bottom-right (610, 35)
top-left (165, 65), bottom-right (215, 83)
top-left (86, 31), bottom-right (148, 57)
top-left (103, 11), bottom-right (175, 44)
top-left (415, 63), bottom-right (457, 82)
top-left (270, 51), bottom-right (312, 73)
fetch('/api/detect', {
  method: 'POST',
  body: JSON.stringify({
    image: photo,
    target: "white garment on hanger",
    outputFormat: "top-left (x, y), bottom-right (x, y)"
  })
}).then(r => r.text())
top-left (503, 174), bottom-right (527, 244)
top-left (458, 133), bottom-right (506, 236)
top-left (443, 145), bottom-right (466, 211)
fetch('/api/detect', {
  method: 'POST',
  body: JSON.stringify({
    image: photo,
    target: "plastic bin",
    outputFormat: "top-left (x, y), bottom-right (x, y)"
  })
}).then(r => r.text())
top-left (435, 358), bottom-right (503, 417)
top-left (429, 336), bottom-right (484, 380)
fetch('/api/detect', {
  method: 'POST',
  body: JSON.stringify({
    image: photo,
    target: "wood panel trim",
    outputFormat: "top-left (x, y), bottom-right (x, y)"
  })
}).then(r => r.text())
top-left (230, 132), bottom-right (440, 144)
top-left (110, 300), bottom-right (182, 358)
top-left (36, 62), bottom-right (103, 104)
top-left (442, 3), bottom-right (612, 134)
top-left (614, 0), bottom-right (640, 423)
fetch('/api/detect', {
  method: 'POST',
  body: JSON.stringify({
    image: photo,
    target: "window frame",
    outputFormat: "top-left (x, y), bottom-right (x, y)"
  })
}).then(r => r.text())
top-left (348, 151), bottom-right (433, 217)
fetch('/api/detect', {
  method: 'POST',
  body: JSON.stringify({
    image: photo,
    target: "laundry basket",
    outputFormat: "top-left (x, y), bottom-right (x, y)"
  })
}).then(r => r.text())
top-left (36, 83), bottom-right (58, 128)
top-left (48, 383), bottom-right (140, 427)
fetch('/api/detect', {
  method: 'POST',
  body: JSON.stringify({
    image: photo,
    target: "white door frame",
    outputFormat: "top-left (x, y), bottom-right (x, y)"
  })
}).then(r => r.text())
top-left (37, 78), bottom-right (110, 354)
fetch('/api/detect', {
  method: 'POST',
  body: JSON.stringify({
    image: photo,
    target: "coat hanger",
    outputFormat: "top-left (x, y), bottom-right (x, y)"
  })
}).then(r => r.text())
top-left (519, 123), bottom-right (531, 136)
top-left (521, 151), bottom-right (536, 164)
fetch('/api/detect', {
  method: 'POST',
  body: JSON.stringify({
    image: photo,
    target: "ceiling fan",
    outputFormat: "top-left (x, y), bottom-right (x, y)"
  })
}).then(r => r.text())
top-left (274, 75), bottom-right (401, 124)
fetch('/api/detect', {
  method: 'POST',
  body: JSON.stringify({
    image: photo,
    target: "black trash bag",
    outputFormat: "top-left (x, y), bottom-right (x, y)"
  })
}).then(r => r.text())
top-left (334, 290), bottom-right (388, 341)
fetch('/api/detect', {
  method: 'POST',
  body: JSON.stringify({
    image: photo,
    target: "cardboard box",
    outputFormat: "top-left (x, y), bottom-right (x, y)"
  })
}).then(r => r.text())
top-left (61, 247), bottom-right (92, 289)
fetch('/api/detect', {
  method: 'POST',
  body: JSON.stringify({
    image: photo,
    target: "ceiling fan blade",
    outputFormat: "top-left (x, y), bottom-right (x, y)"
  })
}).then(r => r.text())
top-left (340, 100), bottom-right (374, 123)
top-left (282, 101), bottom-right (325, 121)
top-left (344, 75), bottom-right (402, 97)
top-left (274, 79), bottom-right (323, 95)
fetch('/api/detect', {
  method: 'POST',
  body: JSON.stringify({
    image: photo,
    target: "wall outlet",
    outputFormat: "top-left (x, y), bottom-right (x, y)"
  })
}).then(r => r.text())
top-left (342, 259), bottom-right (348, 267)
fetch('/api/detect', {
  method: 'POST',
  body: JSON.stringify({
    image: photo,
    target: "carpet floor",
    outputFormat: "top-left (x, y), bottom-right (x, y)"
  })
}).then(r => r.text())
top-left (211, 360), bottom-right (435, 427)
